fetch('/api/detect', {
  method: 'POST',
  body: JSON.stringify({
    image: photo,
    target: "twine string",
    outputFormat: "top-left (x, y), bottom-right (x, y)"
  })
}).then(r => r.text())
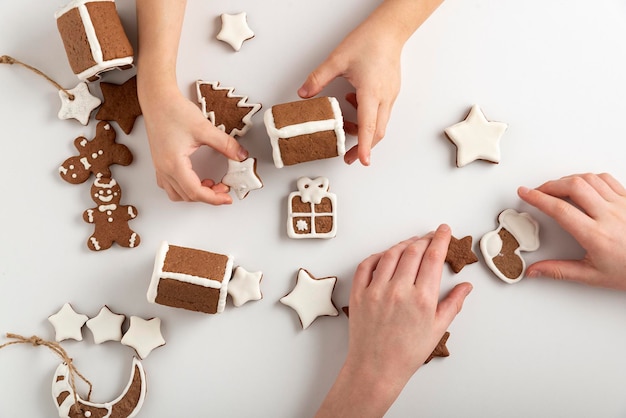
top-left (0, 333), bottom-right (93, 413)
top-left (0, 55), bottom-right (75, 100)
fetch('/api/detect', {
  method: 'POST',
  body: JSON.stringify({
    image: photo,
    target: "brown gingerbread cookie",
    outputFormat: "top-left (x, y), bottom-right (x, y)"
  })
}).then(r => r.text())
top-left (96, 75), bottom-right (142, 134)
top-left (445, 235), bottom-right (478, 273)
top-left (83, 177), bottom-right (140, 251)
top-left (59, 121), bottom-right (133, 184)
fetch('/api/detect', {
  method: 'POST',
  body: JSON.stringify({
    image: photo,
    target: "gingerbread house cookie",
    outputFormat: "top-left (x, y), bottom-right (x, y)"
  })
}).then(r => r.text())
top-left (287, 177), bottom-right (337, 239)
top-left (55, 0), bottom-right (134, 82)
top-left (264, 97), bottom-right (345, 168)
top-left (147, 241), bottom-right (234, 314)
top-left (196, 80), bottom-right (261, 137)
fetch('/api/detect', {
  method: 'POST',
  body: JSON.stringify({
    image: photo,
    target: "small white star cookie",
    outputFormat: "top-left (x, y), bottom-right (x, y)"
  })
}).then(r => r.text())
top-left (216, 12), bottom-right (255, 51)
top-left (444, 104), bottom-right (508, 167)
top-left (280, 269), bottom-right (338, 329)
top-left (48, 303), bottom-right (89, 342)
top-left (221, 158), bottom-right (263, 200)
top-left (86, 306), bottom-right (125, 344)
top-left (58, 82), bottom-right (102, 126)
top-left (228, 266), bottom-right (263, 307)
top-left (121, 316), bottom-right (165, 359)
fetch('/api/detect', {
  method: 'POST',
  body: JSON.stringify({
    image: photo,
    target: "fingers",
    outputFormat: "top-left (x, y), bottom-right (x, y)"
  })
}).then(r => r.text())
top-left (352, 252), bottom-right (383, 290)
top-left (414, 224), bottom-right (451, 296)
top-left (517, 186), bottom-right (593, 244)
top-left (598, 172), bottom-right (626, 196)
top-left (526, 259), bottom-right (598, 285)
top-left (298, 57), bottom-right (343, 99)
top-left (434, 282), bottom-right (473, 334)
top-left (370, 237), bottom-right (419, 285)
top-left (197, 125), bottom-right (248, 162)
top-left (158, 169), bottom-right (233, 205)
top-left (533, 176), bottom-right (605, 218)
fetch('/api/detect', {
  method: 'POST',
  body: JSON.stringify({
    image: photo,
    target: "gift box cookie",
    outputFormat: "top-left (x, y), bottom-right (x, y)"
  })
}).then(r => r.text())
top-left (287, 177), bottom-right (337, 239)
top-left (264, 97), bottom-right (345, 168)
top-left (147, 242), bottom-right (234, 314)
top-left (55, 0), bottom-right (134, 82)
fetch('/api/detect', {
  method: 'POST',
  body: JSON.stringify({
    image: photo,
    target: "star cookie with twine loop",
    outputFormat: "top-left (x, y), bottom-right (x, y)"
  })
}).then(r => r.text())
top-left (0, 55), bottom-right (101, 125)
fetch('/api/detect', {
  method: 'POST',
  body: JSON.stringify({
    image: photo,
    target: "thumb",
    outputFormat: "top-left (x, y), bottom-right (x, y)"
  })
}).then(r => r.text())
top-left (198, 125), bottom-right (248, 162)
top-left (298, 58), bottom-right (343, 99)
top-left (525, 259), bottom-right (597, 285)
top-left (435, 282), bottom-right (473, 330)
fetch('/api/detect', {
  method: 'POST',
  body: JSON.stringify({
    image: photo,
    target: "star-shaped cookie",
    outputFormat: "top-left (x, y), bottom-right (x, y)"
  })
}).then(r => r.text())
top-left (86, 306), bottom-right (125, 344)
top-left (121, 316), bottom-right (165, 359)
top-left (216, 12), bottom-right (255, 51)
top-left (228, 266), bottom-right (263, 307)
top-left (445, 235), bottom-right (479, 273)
top-left (280, 268), bottom-right (338, 329)
top-left (444, 105), bottom-right (508, 167)
top-left (58, 82), bottom-right (102, 125)
top-left (221, 158), bottom-right (263, 200)
top-left (96, 75), bottom-right (142, 135)
top-left (425, 331), bottom-right (451, 364)
top-left (48, 303), bottom-right (89, 342)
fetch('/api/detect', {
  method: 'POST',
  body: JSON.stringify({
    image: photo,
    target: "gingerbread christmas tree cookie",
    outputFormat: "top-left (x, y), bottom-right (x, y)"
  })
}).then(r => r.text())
top-left (196, 80), bottom-right (261, 137)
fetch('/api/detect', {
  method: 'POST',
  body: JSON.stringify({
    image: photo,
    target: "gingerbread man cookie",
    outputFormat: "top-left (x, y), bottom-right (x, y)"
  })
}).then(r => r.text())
top-left (83, 177), bottom-right (140, 251)
top-left (59, 121), bottom-right (133, 184)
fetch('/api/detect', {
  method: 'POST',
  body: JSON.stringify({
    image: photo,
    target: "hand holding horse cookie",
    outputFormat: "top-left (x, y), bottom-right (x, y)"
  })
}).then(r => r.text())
top-left (518, 173), bottom-right (626, 290)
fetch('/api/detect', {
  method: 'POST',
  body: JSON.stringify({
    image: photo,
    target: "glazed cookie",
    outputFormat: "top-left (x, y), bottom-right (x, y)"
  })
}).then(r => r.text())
top-left (196, 80), bottom-right (261, 137)
top-left (48, 303), bottom-right (88, 342)
top-left (120, 316), bottom-right (166, 360)
top-left (287, 177), bottom-right (337, 239)
top-left (59, 121), bottom-right (132, 184)
top-left (221, 158), bottom-right (263, 200)
top-left (58, 82), bottom-right (102, 125)
top-left (86, 305), bottom-right (125, 344)
top-left (265, 97), bottom-right (345, 168)
top-left (52, 357), bottom-right (146, 418)
top-left (480, 209), bottom-right (540, 284)
top-left (147, 241), bottom-right (234, 314)
top-left (444, 105), bottom-right (508, 167)
top-left (83, 177), bottom-right (140, 251)
top-left (96, 76), bottom-right (143, 135)
top-left (280, 268), bottom-right (338, 329)
top-left (55, 0), bottom-right (134, 82)
top-left (227, 266), bottom-right (263, 307)
top-left (216, 12), bottom-right (255, 51)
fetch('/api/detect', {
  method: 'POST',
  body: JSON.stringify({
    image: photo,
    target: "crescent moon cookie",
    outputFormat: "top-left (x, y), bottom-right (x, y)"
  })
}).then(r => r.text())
top-left (52, 357), bottom-right (146, 418)
top-left (444, 104), bottom-right (508, 167)
top-left (264, 97), bottom-right (345, 168)
top-left (216, 12), bottom-right (255, 52)
top-left (280, 268), bottom-right (339, 329)
top-left (196, 80), bottom-right (261, 137)
top-left (480, 209), bottom-right (540, 284)
top-left (287, 176), bottom-right (337, 239)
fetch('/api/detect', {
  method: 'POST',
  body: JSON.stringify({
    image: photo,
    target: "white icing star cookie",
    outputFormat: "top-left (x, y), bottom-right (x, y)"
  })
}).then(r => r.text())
top-left (58, 82), bottom-right (102, 126)
top-left (48, 303), bottom-right (89, 342)
top-left (444, 104), bottom-right (508, 167)
top-left (280, 269), bottom-right (338, 329)
top-left (216, 12), bottom-right (255, 51)
top-left (121, 316), bottom-right (165, 359)
top-left (228, 266), bottom-right (263, 307)
top-left (86, 306), bottom-right (125, 344)
top-left (221, 158), bottom-right (263, 200)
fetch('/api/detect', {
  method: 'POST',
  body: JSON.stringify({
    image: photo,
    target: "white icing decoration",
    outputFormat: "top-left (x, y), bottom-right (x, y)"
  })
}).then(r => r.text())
top-left (296, 219), bottom-right (308, 231)
top-left (195, 80), bottom-right (261, 137)
top-left (94, 177), bottom-right (117, 188)
top-left (221, 158), bottom-right (263, 200)
top-left (227, 266), bottom-right (263, 307)
top-left (129, 232), bottom-right (137, 248)
top-left (80, 157), bottom-right (91, 170)
top-left (52, 356), bottom-right (146, 418)
top-left (98, 204), bottom-right (116, 211)
top-left (90, 237), bottom-right (101, 250)
top-left (480, 209), bottom-right (540, 284)
top-left (287, 176), bottom-right (337, 239)
top-left (48, 303), bottom-right (88, 342)
top-left (120, 316), bottom-right (165, 360)
top-left (55, 0), bottom-right (134, 82)
top-left (86, 306), bottom-right (125, 344)
top-left (265, 97), bottom-right (345, 168)
top-left (146, 241), bottom-right (234, 313)
top-left (57, 82), bottom-right (101, 125)
top-left (444, 104), bottom-right (508, 167)
top-left (280, 269), bottom-right (338, 329)
top-left (216, 12), bottom-right (255, 52)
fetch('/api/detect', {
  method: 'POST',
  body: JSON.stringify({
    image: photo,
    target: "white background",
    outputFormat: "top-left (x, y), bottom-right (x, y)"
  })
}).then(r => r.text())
top-left (1, 0), bottom-right (626, 417)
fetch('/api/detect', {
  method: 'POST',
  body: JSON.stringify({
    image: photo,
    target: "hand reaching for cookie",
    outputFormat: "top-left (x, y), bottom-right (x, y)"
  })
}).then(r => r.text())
top-left (518, 173), bottom-right (626, 290)
top-left (298, 0), bottom-right (443, 166)
top-left (315, 225), bottom-right (473, 418)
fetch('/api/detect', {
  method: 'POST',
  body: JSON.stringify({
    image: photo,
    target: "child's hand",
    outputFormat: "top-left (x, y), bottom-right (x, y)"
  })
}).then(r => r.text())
top-left (315, 225), bottom-right (473, 418)
top-left (140, 87), bottom-right (248, 205)
top-left (518, 173), bottom-right (626, 290)
top-left (298, 20), bottom-right (402, 166)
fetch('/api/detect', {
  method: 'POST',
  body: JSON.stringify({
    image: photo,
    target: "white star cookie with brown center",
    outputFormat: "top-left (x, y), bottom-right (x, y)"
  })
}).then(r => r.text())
top-left (216, 12), bottom-right (255, 51)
